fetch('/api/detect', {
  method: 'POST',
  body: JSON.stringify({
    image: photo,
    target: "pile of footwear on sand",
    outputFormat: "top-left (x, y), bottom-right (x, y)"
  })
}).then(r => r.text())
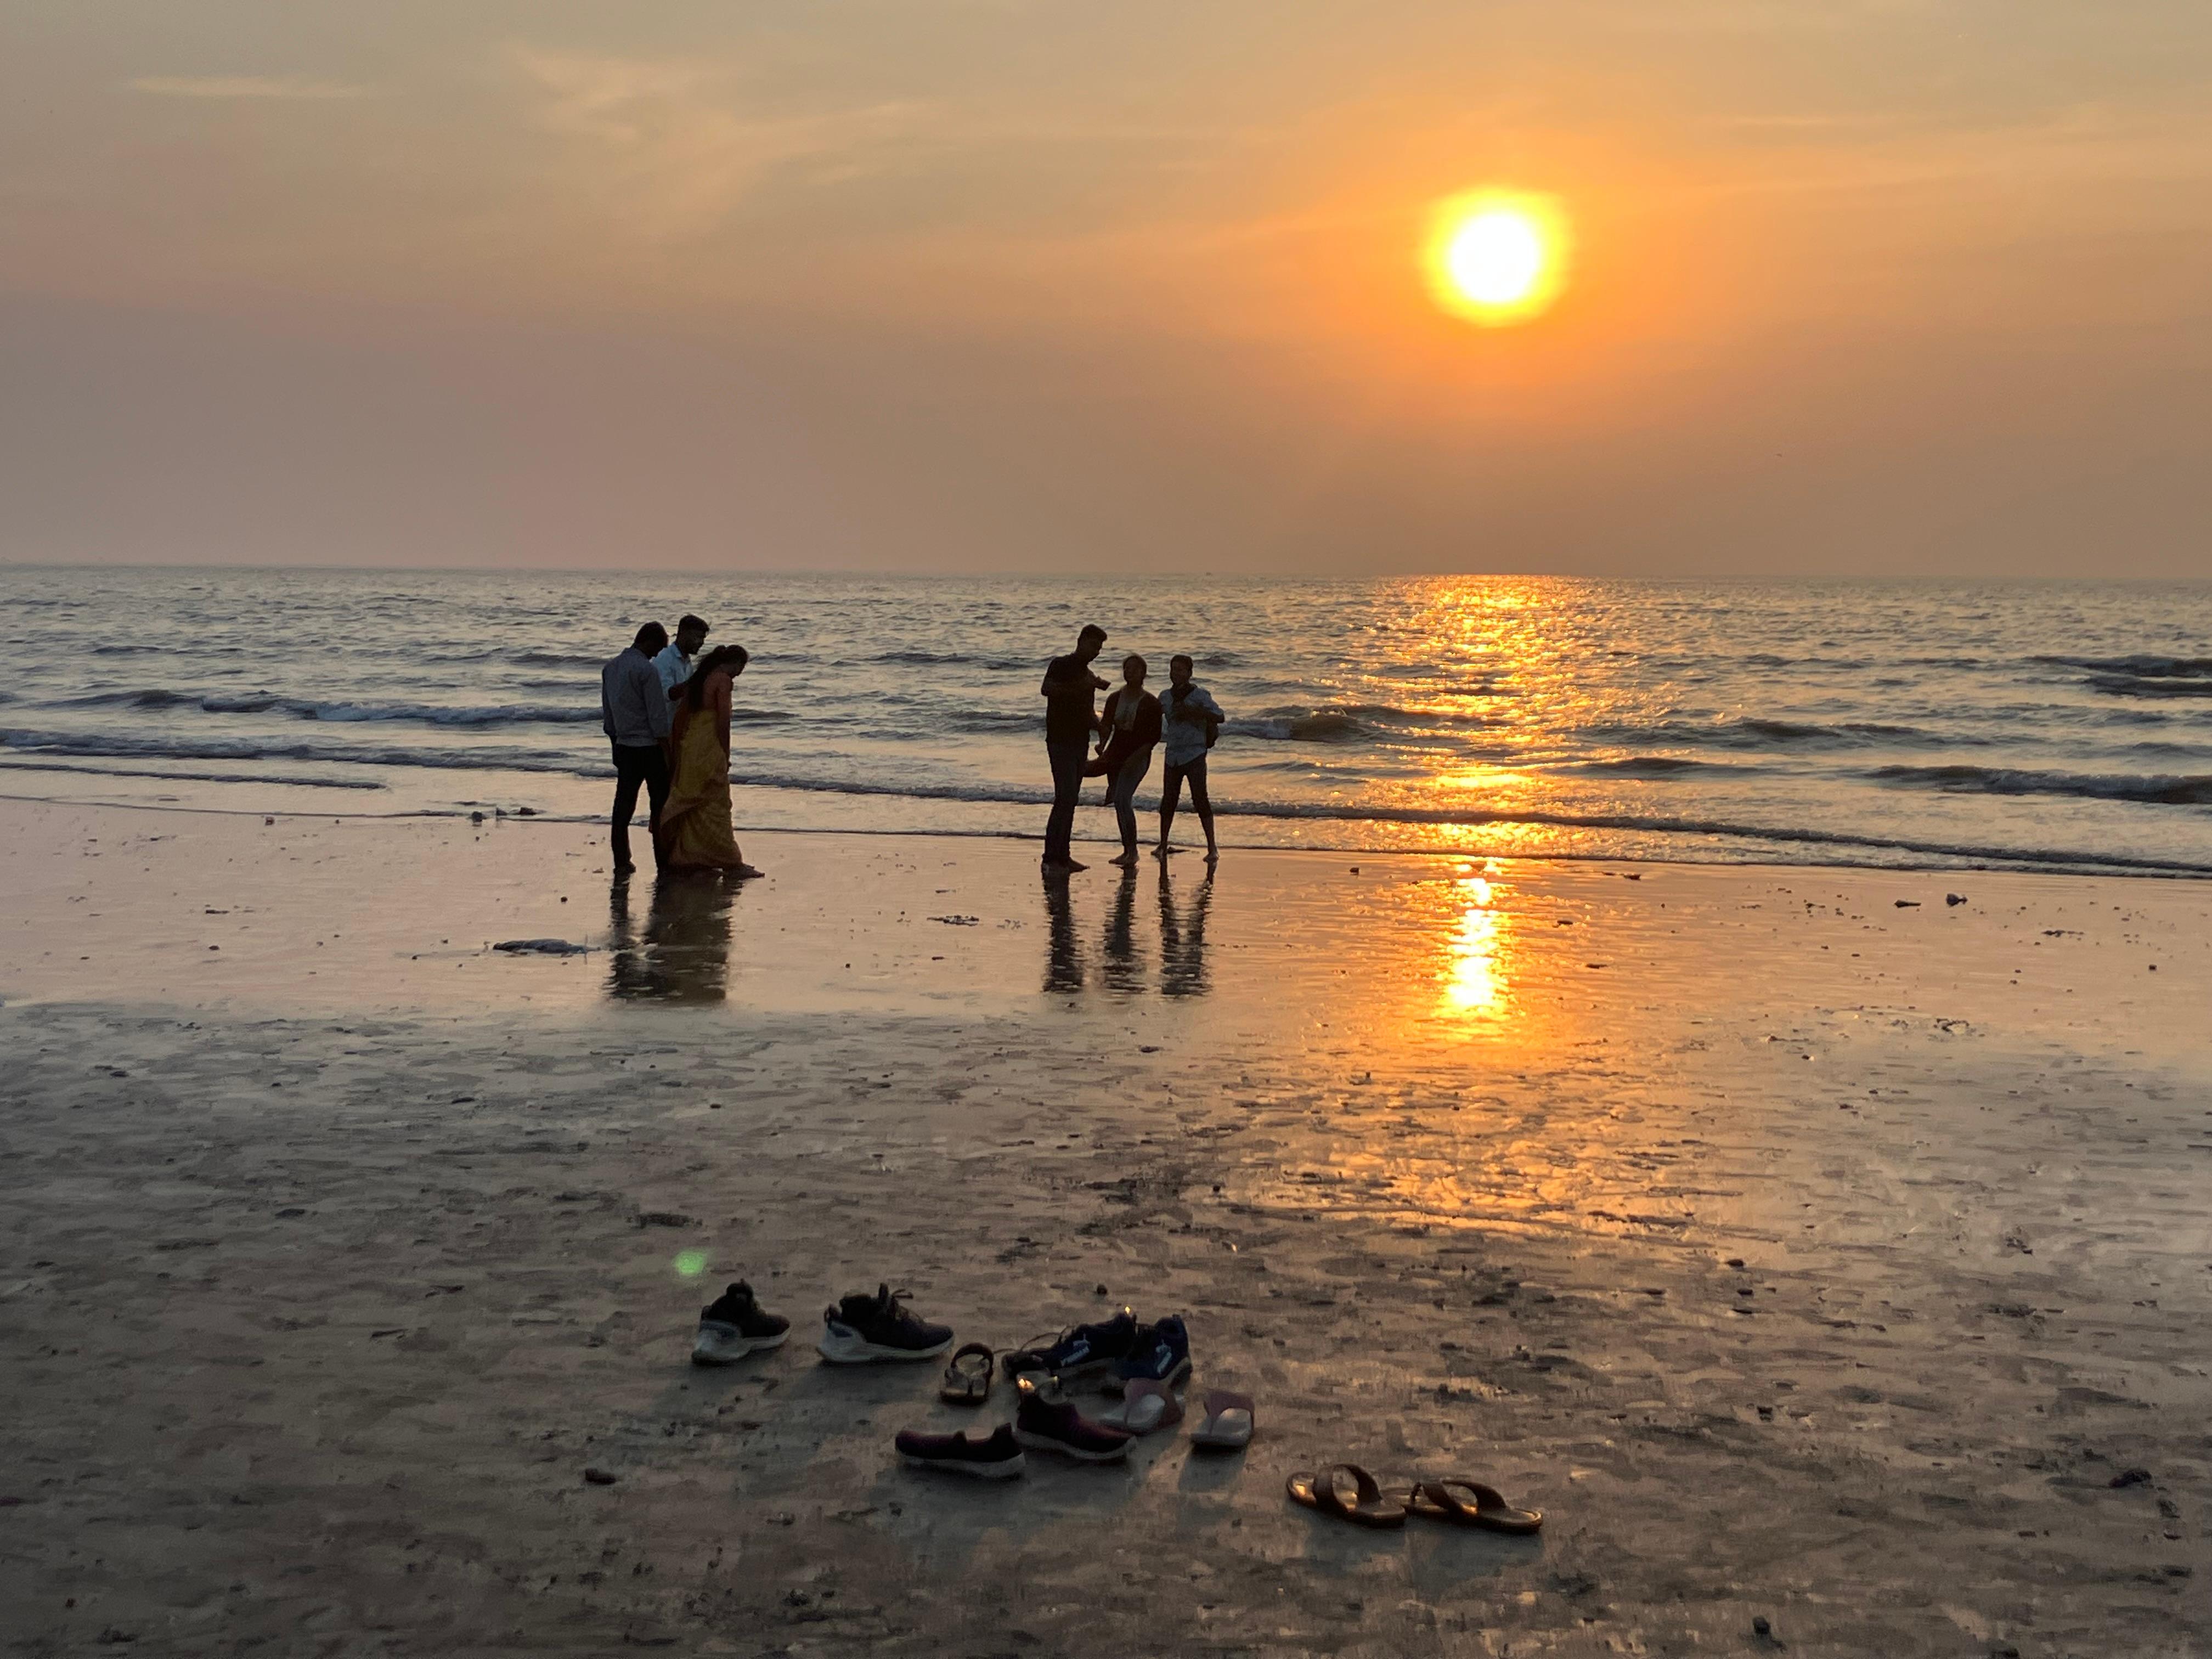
top-left (690, 1279), bottom-right (1541, 1532)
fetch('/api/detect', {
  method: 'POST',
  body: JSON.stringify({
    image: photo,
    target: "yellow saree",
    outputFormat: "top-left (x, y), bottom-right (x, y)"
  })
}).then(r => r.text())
top-left (657, 687), bottom-right (746, 872)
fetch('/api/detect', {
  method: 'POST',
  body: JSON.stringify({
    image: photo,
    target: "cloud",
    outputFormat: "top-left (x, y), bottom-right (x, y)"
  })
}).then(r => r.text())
top-left (508, 47), bottom-right (920, 236)
top-left (129, 75), bottom-right (369, 101)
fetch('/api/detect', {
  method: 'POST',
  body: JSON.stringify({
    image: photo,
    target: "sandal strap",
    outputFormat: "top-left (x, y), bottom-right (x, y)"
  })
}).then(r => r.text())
top-left (1448, 1479), bottom-right (1509, 1513)
top-left (1426, 1478), bottom-right (1513, 1517)
top-left (1321, 1464), bottom-right (1383, 1514)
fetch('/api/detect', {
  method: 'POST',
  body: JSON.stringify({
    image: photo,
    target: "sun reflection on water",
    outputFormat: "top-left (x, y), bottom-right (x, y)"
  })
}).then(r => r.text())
top-left (1440, 862), bottom-right (1513, 1022)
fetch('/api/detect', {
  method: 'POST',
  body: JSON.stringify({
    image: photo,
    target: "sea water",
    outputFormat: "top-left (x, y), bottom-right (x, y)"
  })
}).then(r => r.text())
top-left (3, 567), bottom-right (2208, 876)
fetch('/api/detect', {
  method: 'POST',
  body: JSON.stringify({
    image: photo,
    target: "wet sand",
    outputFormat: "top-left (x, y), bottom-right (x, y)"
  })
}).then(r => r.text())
top-left (2, 799), bottom-right (2209, 1656)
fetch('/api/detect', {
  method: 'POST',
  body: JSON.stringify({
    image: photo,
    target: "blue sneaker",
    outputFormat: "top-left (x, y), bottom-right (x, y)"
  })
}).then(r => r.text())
top-left (1112, 1314), bottom-right (1190, 1391)
top-left (1001, 1307), bottom-right (1138, 1383)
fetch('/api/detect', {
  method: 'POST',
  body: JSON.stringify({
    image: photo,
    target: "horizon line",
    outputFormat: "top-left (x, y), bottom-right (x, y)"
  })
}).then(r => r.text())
top-left (2, 560), bottom-right (2203, 586)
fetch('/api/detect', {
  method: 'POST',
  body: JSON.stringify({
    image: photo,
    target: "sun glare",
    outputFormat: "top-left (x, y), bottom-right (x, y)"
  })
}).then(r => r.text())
top-left (1426, 191), bottom-right (1570, 326)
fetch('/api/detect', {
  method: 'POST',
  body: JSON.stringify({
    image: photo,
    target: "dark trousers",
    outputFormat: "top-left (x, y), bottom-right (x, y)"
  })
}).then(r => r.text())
top-left (610, 742), bottom-right (670, 869)
top-left (1161, 756), bottom-right (1212, 832)
top-left (1044, 735), bottom-right (1089, 861)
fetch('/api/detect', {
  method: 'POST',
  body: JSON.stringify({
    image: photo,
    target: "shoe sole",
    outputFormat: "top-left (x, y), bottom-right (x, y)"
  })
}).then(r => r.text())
top-left (818, 1329), bottom-right (956, 1364)
top-left (898, 1452), bottom-right (1026, 1480)
top-left (1105, 1355), bottom-right (1192, 1393)
top-left (691, 1329), bottom-right (789, 1365)
top-left (1013, 1428), bottom-right (1129, 1463)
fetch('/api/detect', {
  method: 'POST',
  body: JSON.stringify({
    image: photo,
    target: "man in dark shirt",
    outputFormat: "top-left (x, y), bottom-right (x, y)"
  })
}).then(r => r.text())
top-left (600, 622), bottom-right (673, 876)
top-left (1040, 623), bottom-right (1108, 871)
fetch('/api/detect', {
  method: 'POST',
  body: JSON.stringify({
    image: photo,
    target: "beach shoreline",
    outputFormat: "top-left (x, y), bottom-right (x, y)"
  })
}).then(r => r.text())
top-left (9, 568), bottom-right (2211, 881)
top-left (3, 799), bottom-right (2208, 1655)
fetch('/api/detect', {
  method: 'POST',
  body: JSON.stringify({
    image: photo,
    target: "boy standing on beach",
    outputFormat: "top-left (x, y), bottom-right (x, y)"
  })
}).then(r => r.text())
top-left (602, 622), bottom-right (674, 875)
top-left (1041, 624), bottom-right (1109, 872)
top-left (654, 614), bottom-right (709, 696)
top-left (1156, 654), bottom-right (1223, 862)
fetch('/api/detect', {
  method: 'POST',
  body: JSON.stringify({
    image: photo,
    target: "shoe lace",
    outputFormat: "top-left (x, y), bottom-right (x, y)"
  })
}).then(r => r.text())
top-left (878, 1288), bottom-right (928, 1334)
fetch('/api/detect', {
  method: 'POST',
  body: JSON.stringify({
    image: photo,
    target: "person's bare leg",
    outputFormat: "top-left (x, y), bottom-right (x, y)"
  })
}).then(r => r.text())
top-left (1191, 768), bottom-right (1218, 861)
top-left (1109, 770), bottom-right (1141, 866)
top-left (1155, 764), bottom-right (1181, 856)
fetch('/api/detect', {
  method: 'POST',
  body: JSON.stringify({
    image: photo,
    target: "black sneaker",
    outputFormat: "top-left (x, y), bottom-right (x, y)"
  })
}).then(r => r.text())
top-left (895, 1423), bottom-right (1025, 1480)
top-left (818, 1284), bottom-right (955, 1364)
top-left (1013, 1375), bottom-right (1131, 1463)
top-left (1110, 1314), bottom-right (1191, 1391)
top-left (691, 1281), bottom-right (789, 1365)
top-left (1001, 1307), bottom-right (1139, 1384)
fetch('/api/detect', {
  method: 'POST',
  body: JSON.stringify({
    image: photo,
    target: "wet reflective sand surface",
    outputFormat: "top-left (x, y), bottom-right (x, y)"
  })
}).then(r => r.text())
top-left (4, 802), bottom-right (2208, 1655)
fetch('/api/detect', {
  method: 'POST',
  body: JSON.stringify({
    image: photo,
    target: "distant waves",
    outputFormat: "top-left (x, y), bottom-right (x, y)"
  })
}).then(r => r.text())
top-left (5, 568), bottom-right (2208, 877)
top-left (39, 688), bottom-right (791, 728)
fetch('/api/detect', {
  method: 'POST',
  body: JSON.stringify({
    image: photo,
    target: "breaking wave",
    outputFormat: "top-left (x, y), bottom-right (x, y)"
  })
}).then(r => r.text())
top-left (1870, 765), bottom-right (2212, 806)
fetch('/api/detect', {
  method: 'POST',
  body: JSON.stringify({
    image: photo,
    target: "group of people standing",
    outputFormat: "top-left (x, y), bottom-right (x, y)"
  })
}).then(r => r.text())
top-left (1042, 623), bottom-right (1224, 872)
top-left (601, 617), bottom-right (1227, 879)
top-left (599, 614), bottom-right (762, 879)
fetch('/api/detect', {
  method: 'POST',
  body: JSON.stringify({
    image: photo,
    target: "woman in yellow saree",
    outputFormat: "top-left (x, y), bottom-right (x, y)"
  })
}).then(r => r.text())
top-left (656, 645), bottom-right (764, 877)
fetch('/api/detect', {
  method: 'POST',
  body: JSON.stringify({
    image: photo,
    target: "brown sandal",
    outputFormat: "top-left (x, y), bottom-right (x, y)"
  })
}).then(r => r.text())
top-left (1285, 1464), bottom-right (1407, 1529)
top-left (939, 1342), bottom-right (995, 1405)
top-left (1405, 1477), bottom-right (1543, 1534)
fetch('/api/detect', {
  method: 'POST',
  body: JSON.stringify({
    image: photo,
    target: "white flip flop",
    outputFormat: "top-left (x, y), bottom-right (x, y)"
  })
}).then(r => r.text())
top-left (1099, 1378), bottom-right (1183, 1435)
top-left (1189, 1389), bottom-right (1254, 1451)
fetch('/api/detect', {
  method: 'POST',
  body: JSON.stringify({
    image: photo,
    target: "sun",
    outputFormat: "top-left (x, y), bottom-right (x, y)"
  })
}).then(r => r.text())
top-left (1425, 191), bottom-right (1570, 325)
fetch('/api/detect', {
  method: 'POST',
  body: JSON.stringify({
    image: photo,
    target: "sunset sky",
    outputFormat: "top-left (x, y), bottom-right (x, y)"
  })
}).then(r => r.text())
top-left (4, 1), bottom-right (2209, 575)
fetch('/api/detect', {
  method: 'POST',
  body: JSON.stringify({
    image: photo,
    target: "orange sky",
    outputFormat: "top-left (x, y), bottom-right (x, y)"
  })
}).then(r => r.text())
top-left (4, 1), bottom-right (2210, 574)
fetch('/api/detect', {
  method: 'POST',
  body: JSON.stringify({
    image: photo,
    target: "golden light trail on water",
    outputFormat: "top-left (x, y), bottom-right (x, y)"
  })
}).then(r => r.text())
top-left (1425, 190), bottom-right (1571, 326)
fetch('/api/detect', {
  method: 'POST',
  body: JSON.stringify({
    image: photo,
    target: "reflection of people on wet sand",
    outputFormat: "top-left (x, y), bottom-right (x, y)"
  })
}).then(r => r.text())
top-left (656, 645), bottom-right (764, 878)
top-left (1156, 654), bottom-right (1224, 864)
top-left (1041, 624), bottom-right (1109, 873)
top-left (601, 622), bottom-right (673, 876)
top-left (1041, 866), bottom-right (1084, 995)
top-left (1158, 864), bottom-right (1214, 997)
top-left (1088, 654), bottom-right (1162, 869)
top-left (606, 874), bottom-right (736, 1003)
top-left (1100, 865), bottom-right (1145, 992)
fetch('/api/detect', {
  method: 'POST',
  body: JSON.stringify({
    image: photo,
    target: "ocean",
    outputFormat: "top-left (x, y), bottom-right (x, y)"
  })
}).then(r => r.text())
top-left (3, 567), bottom-right (2209, 876)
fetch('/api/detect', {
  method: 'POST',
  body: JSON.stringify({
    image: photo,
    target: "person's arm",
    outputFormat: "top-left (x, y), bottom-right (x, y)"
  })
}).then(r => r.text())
top-left (601, 668), bottom-right (617, 740)
top-left (643, 661), bottom-right (673, 743)
top-left (1200, 689), bottom-right (1224, 747)
top-left (1138, 694), bottom-right (1163, 749)
top-left (1094, 690), bottom-right (1119, 754)
top-left (714, 673), bottom-right (732, 753)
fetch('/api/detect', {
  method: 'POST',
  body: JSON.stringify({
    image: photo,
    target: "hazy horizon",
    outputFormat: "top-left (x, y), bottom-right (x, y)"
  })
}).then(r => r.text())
top-left (6, 561), bottom-right (2211, 588)
top-left (5, 2), bottom-right (2210, 578)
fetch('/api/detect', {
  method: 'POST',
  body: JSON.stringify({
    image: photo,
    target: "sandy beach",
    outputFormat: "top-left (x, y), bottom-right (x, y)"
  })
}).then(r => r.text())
top-left (3, 797), bottom-right (2209, 1657)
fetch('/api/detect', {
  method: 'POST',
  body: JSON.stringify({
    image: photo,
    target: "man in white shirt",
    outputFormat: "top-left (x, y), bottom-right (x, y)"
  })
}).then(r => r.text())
top-left (653, 614), bottom-right (709, 697)
top-left (1155, 654), bottom-right (1224, 862)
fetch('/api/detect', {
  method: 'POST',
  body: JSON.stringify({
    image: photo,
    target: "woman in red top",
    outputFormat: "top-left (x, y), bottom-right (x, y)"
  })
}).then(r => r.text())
top-left (1088, 654), bottom-right (1163, 867)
